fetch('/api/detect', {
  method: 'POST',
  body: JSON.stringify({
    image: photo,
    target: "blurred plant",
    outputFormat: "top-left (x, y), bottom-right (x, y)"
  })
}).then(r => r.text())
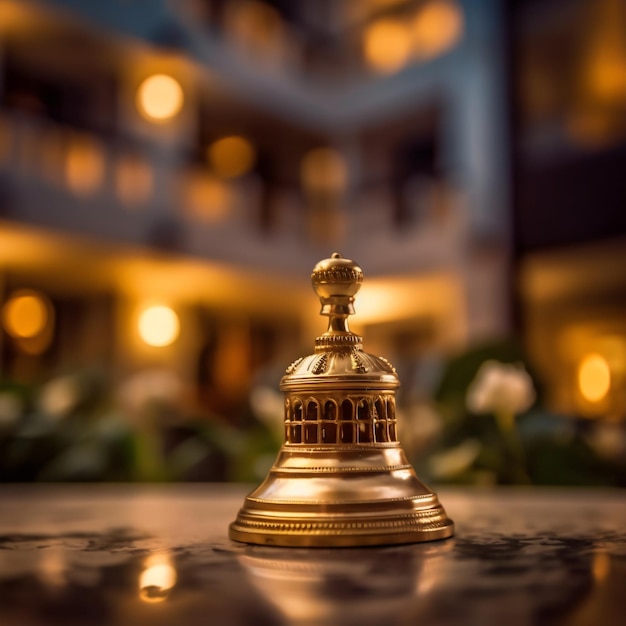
top-left (0, 366), bottom-right (284, 483)
top-left (0, 391), bottom-right (22, 428)
top-left (117, 369), bottom-right (183, 416)
top-left (37, 375), bottom-right (82, 420)
top-left (249, 385), bottom-right (284, 441)
top-left (466, 360), bottom-right (536, 417)
top-left (116, 368), bottom-right (184, 481)
top-left (428, 438), bottom-right (482, 481)
top-left (466, 360), bottom-right (535, 483)
top-left (397, 402), bottom-right (443, 461)
top-left (586, 421), bottom-right (626, 463)
top-left (2, 349), bottom-right (624, 486)
top-left (242, 384), bottom-right (286, 482)
top-left (0, 370), bottom-right (135, 482)
top-left (424, 340), bottom-right (626, 486)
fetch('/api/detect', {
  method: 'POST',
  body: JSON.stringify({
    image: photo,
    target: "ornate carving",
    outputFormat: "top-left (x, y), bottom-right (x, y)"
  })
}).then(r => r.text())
top-left (312, 353), bottom-right (328, 375)
top-left (311, 266), bottom-right (363, 284)
top-left (271, 463), bottom-right (411, 473)
top-left (378, 356), bottom-right (397, 374)
top-left (350, 350), bottom-right (369, 373)
top-left (232, 509), bottom-right (450, 535)
top-left (285, 357), bottom-right (304, 375)
top-left (314, 334), bottom-right (362, 350)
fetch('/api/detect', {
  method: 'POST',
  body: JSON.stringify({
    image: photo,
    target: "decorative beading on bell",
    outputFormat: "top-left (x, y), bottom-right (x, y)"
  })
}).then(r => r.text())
top-left (229, 253), bottom-right (454, 547)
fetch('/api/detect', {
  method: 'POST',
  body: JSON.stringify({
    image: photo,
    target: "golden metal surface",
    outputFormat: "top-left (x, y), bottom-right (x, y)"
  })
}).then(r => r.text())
top-left (229, 253), bottom-right (454, 547)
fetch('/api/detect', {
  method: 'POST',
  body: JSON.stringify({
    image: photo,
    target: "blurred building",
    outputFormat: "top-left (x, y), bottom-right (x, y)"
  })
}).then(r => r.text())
top-left (513, 0), bottom-right (626, 419)
top-left (0, 0), bottom-right (624, 422)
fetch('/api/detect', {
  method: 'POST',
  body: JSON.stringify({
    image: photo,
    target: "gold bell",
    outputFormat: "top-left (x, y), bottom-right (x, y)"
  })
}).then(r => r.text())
top-left (229, 253), bottom-right (454, 547)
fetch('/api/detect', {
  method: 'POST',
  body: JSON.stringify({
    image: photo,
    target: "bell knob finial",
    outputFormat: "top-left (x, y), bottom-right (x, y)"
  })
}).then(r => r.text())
top-left (311, 252), bottom-right (363, 318)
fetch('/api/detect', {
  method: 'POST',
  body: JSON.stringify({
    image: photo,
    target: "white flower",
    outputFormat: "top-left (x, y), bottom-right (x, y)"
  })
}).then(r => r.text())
top-left (38, 376), bottom-right (81, 419)
top-left (250, 385), bottom-right (284, 436)
top-left (397, 403), bottom-right (443, 456)
top-left (428, 439), bottom-right (482, 479)
top-left (467, 360), bottom-right (535, 415)
top-left (0, 392), bottom-right (23, 428)
top-left (117, 369), bottom-right (182, 414)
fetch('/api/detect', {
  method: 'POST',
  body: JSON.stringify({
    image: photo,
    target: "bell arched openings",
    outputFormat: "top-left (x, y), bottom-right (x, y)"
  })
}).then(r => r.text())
top-left (284, 393), bottom-right (397, 445)
top-left (374, 397), bottom-right (387, 441)
top-left (322, 400), bottom-right (338, 443)
top-left (304, 398), bottom-right (319, 444)
top-left (387, 397), bottom-right (397, 440)
top-left (340, 399), bottom-right (354, 443)
top-left (289, 398), bottom-right (303, 443)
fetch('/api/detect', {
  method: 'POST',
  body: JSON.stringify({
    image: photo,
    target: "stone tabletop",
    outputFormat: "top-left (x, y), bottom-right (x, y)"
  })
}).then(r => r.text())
top-left (0, 485), bottom-right (624, 626)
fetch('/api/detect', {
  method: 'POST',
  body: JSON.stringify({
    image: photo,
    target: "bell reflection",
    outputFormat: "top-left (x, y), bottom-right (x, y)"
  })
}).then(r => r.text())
top-left (139, 553), bottom-right (177, 603)
top-left (238, 542), bottom-right (451, 624)
top-left (37, 545), bottom-right (67, 589)
top-left (593, 550), bottom-right (611, 584)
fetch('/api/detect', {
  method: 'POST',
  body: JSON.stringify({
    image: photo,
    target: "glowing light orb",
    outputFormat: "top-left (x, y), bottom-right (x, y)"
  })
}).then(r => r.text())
top-left (208, 136), bottom-right (256, 178)
top-left (138, 305), bottom-right (180, 347)
top-left (139, 555), bottom-right (177, 603)
top-left (363, 19), bottom-right (412, 74)
top-left (412, 0), bottom-right (463, 60)
top-left (2, 290), bottom-right (50, 339)
top-left (578, 353), bottom-right (611, 403)
top-left (136, 74), bottom-right (184, 122)
top-left (184, 173), bottom-right (230, 221)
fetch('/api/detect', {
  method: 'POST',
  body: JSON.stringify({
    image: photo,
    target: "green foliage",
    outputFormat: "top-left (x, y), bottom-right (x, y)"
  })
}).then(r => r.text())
top-left (0, 370), bottom-right (281, 483)
top-left (421, 340), bottom-right (626, 487)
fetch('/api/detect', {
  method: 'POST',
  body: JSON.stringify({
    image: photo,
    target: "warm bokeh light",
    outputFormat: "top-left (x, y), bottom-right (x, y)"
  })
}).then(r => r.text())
top-left (184, 172), bottom-right (231, 221)
top-left (565, 110), bottom-right (616, 148)
top-left (37, 546), bottom-right (67, 588)
top-left (300, 148), bottom-right (348, 195)
top-left (212, 322), bottom-right (252, 398)
top-left (225, 0), bottom-right (286, 61)
top-left (65, 135), bottom-right (105, 196)
top-left (115, 154), bottom-right (154, 207)
top-left (208, 136), bottom-right (256, 178)
top-left (592, 550), bottom-right (611, 583)
top-left (586, 52), bottom-right (626, 105)
top-left (412, 0), bottom-right (463, 60)
top-left (138, 305), bottom-right (180, 347)
top-left (136, 74), bottom-right (184, 122)
top-left (578, 353), bottom-right (611, 403)
top-left (363, 18), bottom-right (413, 74)
top-left (2, 290), bottom-right (50, 339)
top-left (582, 0), bottom-right (626, 106)
top-left (564, 0), bottom-right (626, 149)
top-left (139, 554), bottom-right (177, 603)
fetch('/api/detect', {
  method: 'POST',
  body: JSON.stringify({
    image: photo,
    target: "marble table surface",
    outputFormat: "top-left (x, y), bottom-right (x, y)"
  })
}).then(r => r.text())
top-left (0, 485), bottom-right (624, 626)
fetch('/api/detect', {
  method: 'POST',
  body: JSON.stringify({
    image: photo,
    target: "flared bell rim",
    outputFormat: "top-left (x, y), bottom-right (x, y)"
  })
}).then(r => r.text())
top-left (229, 444), bottom-right (454, 548)
top-left (229, 496), bottom-right (454, 548)
top-left (229, 519), bottom-right (454, 548)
